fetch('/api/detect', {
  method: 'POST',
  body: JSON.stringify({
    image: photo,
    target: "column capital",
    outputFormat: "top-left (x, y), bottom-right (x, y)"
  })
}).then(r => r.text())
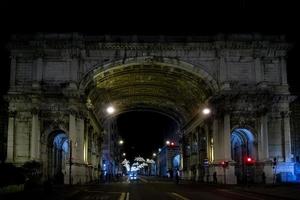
top-left (31, 107), bottom-right (40, 115)
top-left (280, 110), bottom-right (291, 118)
top-left (68, 108), bottom-right (78, 116)
top-left (8, 111), bottom-right (16, 118)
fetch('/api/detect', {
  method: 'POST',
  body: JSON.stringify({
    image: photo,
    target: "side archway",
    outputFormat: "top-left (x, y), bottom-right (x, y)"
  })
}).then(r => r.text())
top-left (231, 128), bottom-right (257, 183)
top-left (47, 130), bottom-right (69, 184)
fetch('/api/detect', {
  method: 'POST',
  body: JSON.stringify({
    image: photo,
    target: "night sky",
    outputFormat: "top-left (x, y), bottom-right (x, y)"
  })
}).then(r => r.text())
top-left (117, 111), bottom-right (178, 161)
top-left (0, 1), bottom-right (300, 161)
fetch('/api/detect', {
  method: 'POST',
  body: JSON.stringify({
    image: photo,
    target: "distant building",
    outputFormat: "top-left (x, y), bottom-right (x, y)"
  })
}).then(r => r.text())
top-left (157, 143), bottom-right (180, 177)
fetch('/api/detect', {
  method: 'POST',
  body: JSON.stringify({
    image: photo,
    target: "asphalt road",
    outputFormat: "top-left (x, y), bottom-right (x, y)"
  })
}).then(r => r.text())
top-left (1, 176), bottom-right (299, 200)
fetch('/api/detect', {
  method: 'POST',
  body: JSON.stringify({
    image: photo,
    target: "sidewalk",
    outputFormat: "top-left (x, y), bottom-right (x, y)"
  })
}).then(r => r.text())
top-left (0, 184), bottom-right (82, 200)
top-left (232, 184), bottom-right (300, 200)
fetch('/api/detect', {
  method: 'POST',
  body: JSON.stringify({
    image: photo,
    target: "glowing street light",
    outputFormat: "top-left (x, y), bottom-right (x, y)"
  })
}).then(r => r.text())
top-left (152, 153), bottom-right (157, 157)
top-left (106, 106), bottom-right (115, 114)
top-left (119, 140), bottom-right (124, 145)
top-left (122, 153), bottom-right (126, 156)
top-left (166, 140), bottom-right (170, 145)
top-left (202, 108), bottom-right (211, 115)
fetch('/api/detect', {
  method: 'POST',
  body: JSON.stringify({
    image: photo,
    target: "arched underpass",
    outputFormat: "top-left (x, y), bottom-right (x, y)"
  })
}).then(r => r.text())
top-left (5, 34), bottom-right (294, 187)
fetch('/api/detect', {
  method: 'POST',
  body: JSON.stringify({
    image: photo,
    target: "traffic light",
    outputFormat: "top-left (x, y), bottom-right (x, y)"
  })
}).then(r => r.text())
top-left (245, 156), bottom-right (254, 165)
top-left (221, 161), bottom-right (229, 168)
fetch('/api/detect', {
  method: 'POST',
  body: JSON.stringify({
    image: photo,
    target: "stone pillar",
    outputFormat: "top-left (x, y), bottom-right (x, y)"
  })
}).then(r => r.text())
top-left (84, 124), bottom-right (89, 163)
top-left (204, 125), bottom-right (211, 161)
top-left (282, 111), bottom-right (292, 162)
top-left (32, 57), bottom-right (43, 87)
top-left (69, 112), bottom-right (77, 159)
top-left (254, 57), bottom-right (263, 82)
top-left (223, 114), bottom-right (231, 161)
top-left (280, 57), bottom-right (288, 85)
top-left (30, 109), bottom-right (40, 160)
top-left (77, 117), bottom-right (85, 163)
top-left (258, 115), bottom-right (269, 161)
top-left (10, 56), bottom-right (16, 87)
top-left (69, 58), bottom-right (78, 82)
top-left (212, 119), bottom-right (219, 161)
top-left (219, 52), bottom-right (227, 82)
top-left (6, 111), bottom-right (16, 162)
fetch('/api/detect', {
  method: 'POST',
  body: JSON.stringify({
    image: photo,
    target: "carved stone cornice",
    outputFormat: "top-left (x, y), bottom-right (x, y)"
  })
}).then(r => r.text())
top-left (9, 34), bottom-right (291, 53)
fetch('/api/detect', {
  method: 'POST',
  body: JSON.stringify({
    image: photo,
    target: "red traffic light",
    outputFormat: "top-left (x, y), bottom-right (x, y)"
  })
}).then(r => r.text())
top-left (245, 157), bottom-right (254, 165)
top-left (221, 161), bottom-right (228, 168)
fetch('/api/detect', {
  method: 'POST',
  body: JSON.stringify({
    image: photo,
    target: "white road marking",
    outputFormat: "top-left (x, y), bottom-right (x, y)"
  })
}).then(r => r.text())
top-left (126, 192), bottom-right (130, 200)
top-left (169, 192), bottom-right (190, 200)
top-left (139, 177), bottom-right (148, 183)
top-left (119, 192), bottom-right (126, 200)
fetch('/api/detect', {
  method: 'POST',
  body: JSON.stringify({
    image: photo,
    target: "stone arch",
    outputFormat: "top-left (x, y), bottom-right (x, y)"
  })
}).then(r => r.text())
top-left (46, 130), bottom-right (69, 184)
top-left (230, 127), bottom-right (257, 162)
top-left (231, 127), bottom-right (257, 184)
top-left (79, 56), bottom-right (219, 94)
top-left (78, 56), bottom-right (219, 126)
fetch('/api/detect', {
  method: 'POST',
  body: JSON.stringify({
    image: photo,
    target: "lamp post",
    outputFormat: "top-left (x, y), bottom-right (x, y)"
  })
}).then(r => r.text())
top-left (152, 153), bottom-right (157, 176)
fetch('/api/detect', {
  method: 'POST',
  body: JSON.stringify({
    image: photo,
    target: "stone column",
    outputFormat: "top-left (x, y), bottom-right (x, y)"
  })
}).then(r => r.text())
top-left (282, 111), bottom-right (292, 162)
top-left (254, 57), bottom-right (262, 82)
top-left (69, 111), bottom-right (77, 160)
top-left (69, 57), bottom-right (79, 82)
top-left (32, 57), bottom-right (43, 87)
top-left (30, 109), bottom-right (40, 160)
top-left (280, 57), bottom-right (288, 85)
top-left (212, 119), bottom-right (219, 161)
top-left (204, 125), bottom-right (210, 161)
top-left (77, 117), bottom-right (85, 163)
top-left (84, 124), bottom-right (89, 163)
top-left (223, 114), bottom-right (231, 161)
top-left (10, 56), bottom-right (16, 87)
top-left (258, 114), bottom-right (269, 161)
top-left (219, 51), bottom-right (227, 82)
top-left (6, 111), bottom-right (16, 162)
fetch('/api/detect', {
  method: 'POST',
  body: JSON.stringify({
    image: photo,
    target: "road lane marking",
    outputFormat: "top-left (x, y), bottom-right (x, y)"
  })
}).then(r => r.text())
top-left (139, 177), bottom-right (148, 183)
top-left (119, 192), bottom-right (126, 200)
top-left (169, 192), bottom-right (190, 200)
top-left (126, 192), bottom-right (130, 200)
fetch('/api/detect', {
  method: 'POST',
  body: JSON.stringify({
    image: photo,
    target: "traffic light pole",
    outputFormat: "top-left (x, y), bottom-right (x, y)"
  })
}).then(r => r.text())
top-left (223, 167), bottom-right (226, 184)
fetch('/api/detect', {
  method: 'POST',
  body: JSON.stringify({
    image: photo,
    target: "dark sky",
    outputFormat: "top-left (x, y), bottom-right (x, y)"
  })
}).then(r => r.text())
top-left (117, 111), bottom-right (178, 162)
top-left (0, 1), bottom-right (300, 160)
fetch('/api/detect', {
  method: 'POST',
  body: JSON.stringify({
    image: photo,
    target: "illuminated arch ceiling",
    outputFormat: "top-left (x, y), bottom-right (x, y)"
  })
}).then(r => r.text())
top-left (87, 63), bottom-right (215, 126)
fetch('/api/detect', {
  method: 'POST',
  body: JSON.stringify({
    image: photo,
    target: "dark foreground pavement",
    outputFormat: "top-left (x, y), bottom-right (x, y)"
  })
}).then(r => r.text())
top-left (1, 176), bottom-right (300, 200)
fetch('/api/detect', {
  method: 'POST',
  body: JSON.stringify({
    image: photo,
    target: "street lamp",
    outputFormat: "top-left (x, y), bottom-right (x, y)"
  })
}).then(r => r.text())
top-left (152, 153), bottom-right (157, 157)
top-left (122, 153), bottom-right (126, 157)
top-left (166, 140), bottom-right (170, 145)
top-left (119, 140), bottom-right (124, 145)
top-left (106, 106), bottom-right (115, 114)
top-left (202, 108), bottom-right (211, 115)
